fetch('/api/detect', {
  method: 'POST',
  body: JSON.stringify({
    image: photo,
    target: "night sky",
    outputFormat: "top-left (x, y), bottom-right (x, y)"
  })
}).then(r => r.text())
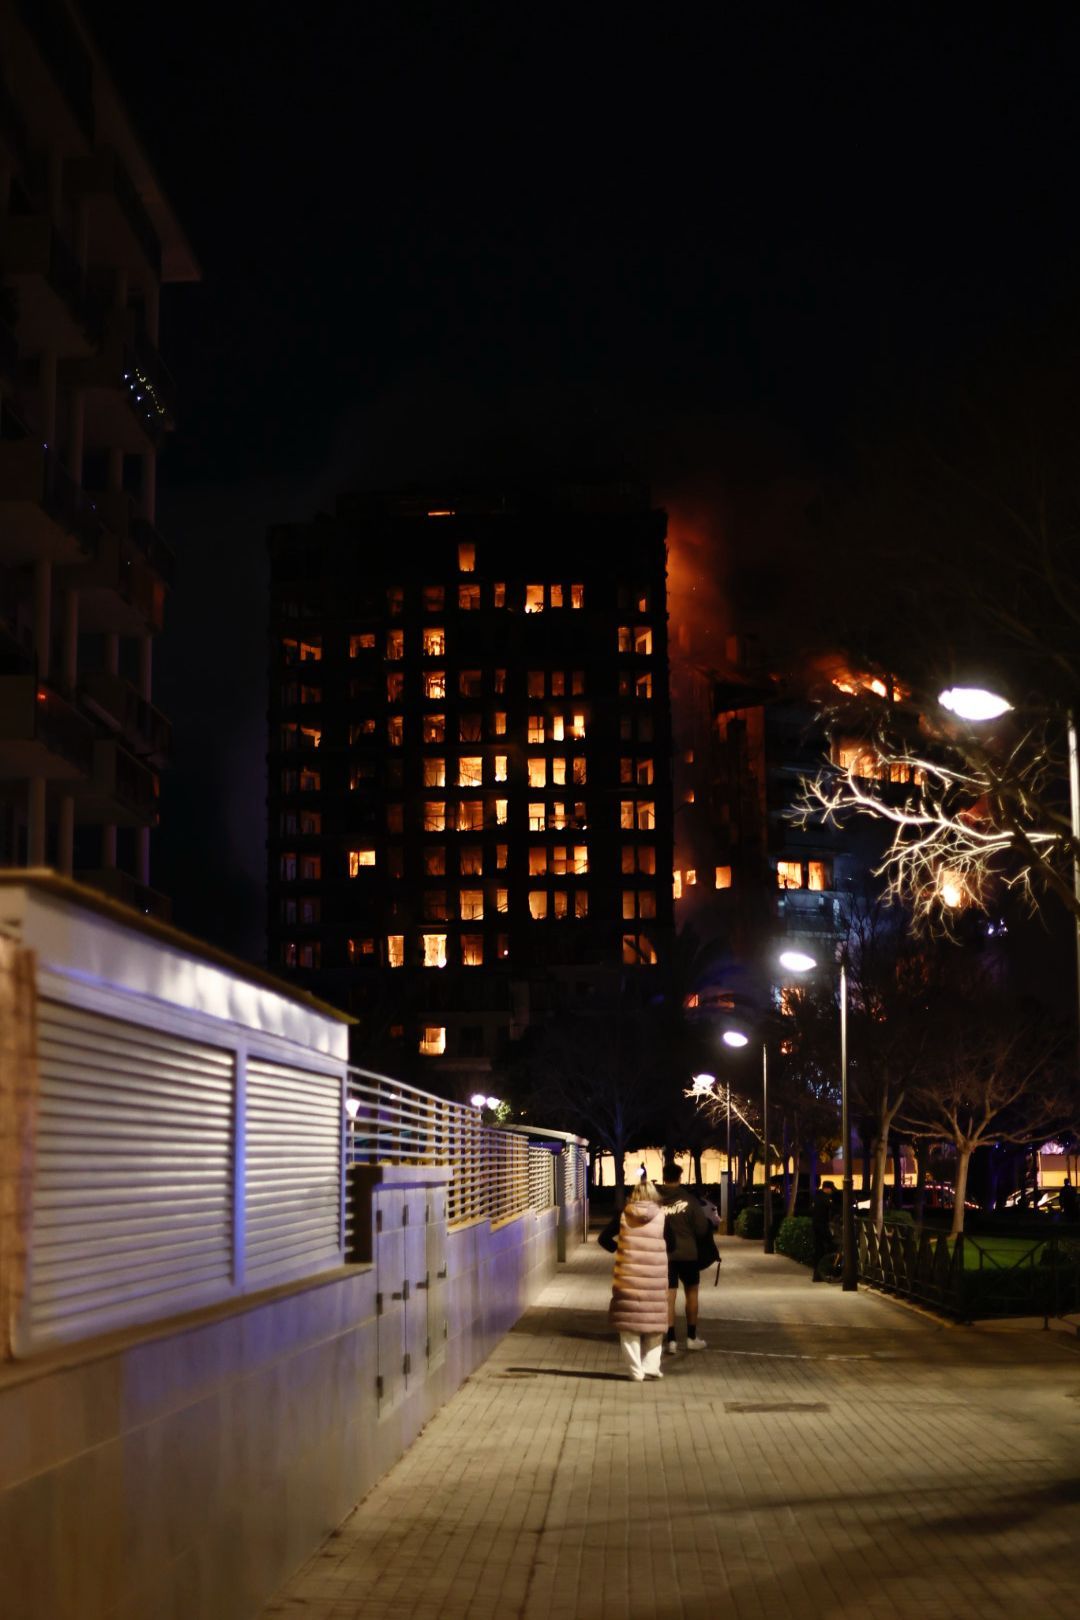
top-left (79, 1), bottom-right (1080, 959)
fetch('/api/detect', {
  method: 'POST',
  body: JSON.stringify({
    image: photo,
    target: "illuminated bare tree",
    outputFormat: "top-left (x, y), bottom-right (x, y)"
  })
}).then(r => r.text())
top-left (901, 1005), bottom-right (1069, 1236)
top-left (795, 708), bottom-right (1078, 935)
top-left (791, 343), bottom-right (1080, 938)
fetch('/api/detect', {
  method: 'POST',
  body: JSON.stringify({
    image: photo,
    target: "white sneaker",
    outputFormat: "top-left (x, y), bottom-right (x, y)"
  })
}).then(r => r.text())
top-left (629, 1370), bottom-right (645, 1381)
top-left (663, 1339), bottom-right (677, 1356)
top-left (644, 1371), bottom-right (663, 1380)
top-left (686, 1336), bottom-right (707, 1351)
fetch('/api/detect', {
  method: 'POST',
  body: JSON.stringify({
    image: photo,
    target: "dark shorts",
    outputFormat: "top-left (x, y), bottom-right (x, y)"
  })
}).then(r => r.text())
top-left (668, 1259), bottom-right (701, 1288)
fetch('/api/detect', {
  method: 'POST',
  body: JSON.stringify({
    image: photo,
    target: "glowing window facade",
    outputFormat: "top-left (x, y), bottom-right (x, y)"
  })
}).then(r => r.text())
top-left (458, 542), bottom-right (475, 572)
top-left (715, 865), bottom-right (732, 889)
top-left (460, 889), bottom-right (484, 921)
top-left (528, 759), bottom-right (547, 788)
top-left (525, 584), bottom-right (545, 613)
top-left (777, 860), bottom-right (803, 890)
top-left (424, 671), bottom-right (446, 700)
top-left (422, 933), bottom-right (448, 968)
top-left (423, 627), bottom-right (446, 657)
top-left (458, 583), bottom-right (480, 610)
top-left (423, 758), bottom-right (446, 787)
top-left (348, 849), bottom-right (376, 875)
top-left (529, 890), bottom-right (548, 919)
top-left (419, 1026), bottom-right (446, 1055)
top-left (387, 935), bottom-right (405, 968)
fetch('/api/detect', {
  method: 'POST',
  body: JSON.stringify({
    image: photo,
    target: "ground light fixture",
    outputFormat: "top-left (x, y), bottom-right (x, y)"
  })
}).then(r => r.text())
top-left (781, 947), bottom-right (857, 1291)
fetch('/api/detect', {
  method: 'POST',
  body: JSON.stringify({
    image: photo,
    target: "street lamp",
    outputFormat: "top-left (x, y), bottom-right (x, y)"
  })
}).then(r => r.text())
top-left (780, 947), bottom-right (857, 1292)
top-left (938, 684), bottom-right (1080, 1059)
top-left (720, 1028), bottom-right (773, 1251)
top-left (722, 1030), bottom-right (748, 1231)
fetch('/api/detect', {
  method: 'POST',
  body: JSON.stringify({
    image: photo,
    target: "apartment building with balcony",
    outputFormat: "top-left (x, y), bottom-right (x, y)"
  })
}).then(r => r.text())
top-left (267, 487), bottom-right (674, 1090)
top-left (0, 0), bottom-right (197, 915)
top-left (672, 639), bottom-right (906, 1013)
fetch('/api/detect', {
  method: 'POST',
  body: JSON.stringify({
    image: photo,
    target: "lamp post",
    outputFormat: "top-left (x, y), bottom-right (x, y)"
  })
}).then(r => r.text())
top-left (779, 947), bottom-right (857, 1291)
top-left (939, 686), bottom-right (1080, 1060)
top-left (722, 1029), bottom-right (773, 1251)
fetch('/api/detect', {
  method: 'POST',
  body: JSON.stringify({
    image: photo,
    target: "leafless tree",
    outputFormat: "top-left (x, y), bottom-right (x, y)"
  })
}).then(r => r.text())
top-left (901, 1004), bottom-right (1069, 1236)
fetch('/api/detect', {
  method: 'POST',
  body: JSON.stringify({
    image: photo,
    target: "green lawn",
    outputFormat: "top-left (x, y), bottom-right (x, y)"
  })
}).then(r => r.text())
top-left (955, 1235), bottom-right (1048, 1270)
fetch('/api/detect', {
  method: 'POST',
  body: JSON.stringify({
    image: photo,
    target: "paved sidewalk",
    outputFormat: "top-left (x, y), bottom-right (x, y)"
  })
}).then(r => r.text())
top-left (264, 1234), bottom-right (1080, 1620)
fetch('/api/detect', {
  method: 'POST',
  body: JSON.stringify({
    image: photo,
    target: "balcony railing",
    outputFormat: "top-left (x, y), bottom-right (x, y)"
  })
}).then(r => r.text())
top-left (122, 321), bottom-right (177, 434)
top-left (129, 516), bottom-right (176, 584)
top-left (77, 866), bottom-right (172, 922)
top-left (0, 216), bottom-right (104, 342)
top-left (0, 674), bottom-right (96, 775)
top-left (66, 148), bottom-right (162, 275)
top-left (80, 670), bottom-right (172, 761)
top-left (43, 446), bottom-right (103, 556)
top-left (93, 739), bottom-right (159, 821)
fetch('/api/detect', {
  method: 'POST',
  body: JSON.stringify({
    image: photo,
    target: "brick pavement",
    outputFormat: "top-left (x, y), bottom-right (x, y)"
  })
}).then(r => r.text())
top-left (263, 1233), bottom-right (1080, 1620)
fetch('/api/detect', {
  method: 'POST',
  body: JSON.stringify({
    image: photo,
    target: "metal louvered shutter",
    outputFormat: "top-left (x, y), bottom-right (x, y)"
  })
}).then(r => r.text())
top-left (30, 1001), bottom-right (235, 1349)
top-left (244, 1058), bottom-right (343, 1288)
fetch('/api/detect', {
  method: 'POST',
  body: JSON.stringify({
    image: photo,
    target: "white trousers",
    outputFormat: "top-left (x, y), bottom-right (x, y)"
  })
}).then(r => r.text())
top-left (620, 1332), bottom-right (664, 1378)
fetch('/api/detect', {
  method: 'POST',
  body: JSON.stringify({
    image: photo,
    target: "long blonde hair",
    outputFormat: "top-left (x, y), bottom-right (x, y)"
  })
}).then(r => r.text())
top-left (627, 1180), bottom-right (658, 1205)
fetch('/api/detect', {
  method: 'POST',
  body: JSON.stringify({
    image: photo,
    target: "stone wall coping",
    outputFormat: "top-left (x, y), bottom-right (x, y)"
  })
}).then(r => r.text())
top-left (0, 1262), bottom-right (371, 1392)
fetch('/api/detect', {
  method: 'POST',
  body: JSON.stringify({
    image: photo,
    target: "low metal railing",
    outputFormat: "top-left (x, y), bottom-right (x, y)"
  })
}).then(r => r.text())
top-left (857, 1218), bottom-right (1080, 1320)
top-left (345, 1067), bottom-right (577, 1227)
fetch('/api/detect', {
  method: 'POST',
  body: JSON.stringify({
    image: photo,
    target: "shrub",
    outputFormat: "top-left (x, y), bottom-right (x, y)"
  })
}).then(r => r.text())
top-left (883, 1209), bottom-right (915, 1228)
top-left (735, 1205), bottom-right (764, 1239)
top-left (775, 1215), bottom-right (815, 1267)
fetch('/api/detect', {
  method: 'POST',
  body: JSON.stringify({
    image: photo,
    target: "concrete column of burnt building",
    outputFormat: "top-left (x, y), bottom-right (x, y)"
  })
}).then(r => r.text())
top-left (0, 0), bottom-right (198, 914)
top-left (266, 486), bottom-right (675, 1094)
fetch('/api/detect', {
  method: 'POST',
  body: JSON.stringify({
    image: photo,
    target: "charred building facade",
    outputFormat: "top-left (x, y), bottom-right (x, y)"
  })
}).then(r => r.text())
top-left (0, 0), bottom-right (198, 912)
top-left (672, 640), bottom-right (902, 1012)
top-left (267, 488), bottom-right (674, 1089)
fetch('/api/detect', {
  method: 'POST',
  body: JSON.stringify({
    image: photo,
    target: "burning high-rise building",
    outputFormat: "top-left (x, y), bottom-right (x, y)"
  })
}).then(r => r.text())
top-left (266, 486), bottom-right (674, 1089)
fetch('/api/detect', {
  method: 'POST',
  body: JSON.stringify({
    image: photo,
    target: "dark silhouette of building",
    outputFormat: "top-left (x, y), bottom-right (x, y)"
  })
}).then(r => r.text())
top-left (0, 0), bottom-right (198, 913)
top-left (267, 487), bottom-right (674, 1090)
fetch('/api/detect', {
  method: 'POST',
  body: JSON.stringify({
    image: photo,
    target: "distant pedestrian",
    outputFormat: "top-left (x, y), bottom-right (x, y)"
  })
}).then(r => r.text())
top-left (811, 1181), bottom-right (837, 1280)
top-left (609, 1180), bottom-right (672, 1381)
top-left (1061, 1178), bottom-right (1079, 1222)
top-left (655, 1161), bottom-right (713, 1352)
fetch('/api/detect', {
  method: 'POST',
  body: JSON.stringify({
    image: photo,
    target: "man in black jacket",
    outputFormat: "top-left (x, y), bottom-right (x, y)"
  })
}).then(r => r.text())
top-left (811, 1181), bottom-right (837, 1280)
top-left (655, 1161), bottom-right (713, 1353)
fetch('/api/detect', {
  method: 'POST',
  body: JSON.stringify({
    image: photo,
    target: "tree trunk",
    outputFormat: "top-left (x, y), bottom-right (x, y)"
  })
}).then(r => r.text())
top-left (692, 1147), bottom-right (704, 1187)
top-left (613, 1139), bottom-right (628, 1210)
top-left (861, 1129), bottom-right (872, 1195)
top-left (891, 1140), bottom-right (904, 1209)
top-left (951, 1145), bottom-right (972, 1236)
top-left (871, 1135), bottom-right (889, 1237)
top-left (914, 1140), bottom-right (929, 1225)
top-left (808, 1142), bottom-right (819, 1198)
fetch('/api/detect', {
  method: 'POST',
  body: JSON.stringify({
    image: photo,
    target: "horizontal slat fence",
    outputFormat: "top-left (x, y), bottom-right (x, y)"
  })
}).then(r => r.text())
top-left (346, 1068), bottom-right (579, 1227)
top-left (30, 1001), bottom-right (235, 1347)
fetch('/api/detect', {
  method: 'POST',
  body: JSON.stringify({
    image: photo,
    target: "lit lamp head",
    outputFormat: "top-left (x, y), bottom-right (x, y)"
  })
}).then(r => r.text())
top-left (469, 1093), bottom-right (487, 1109)
top-left (690, 1072), bottom-right (717, 1096)
top-left (485, 1096), bottom-right (501, 1111)
top-left (778, 949), bottom-right (817, 974)
top-left (344, 1097), bottom-right (360, 1121)
top-left (938, 686), bottom-right (1013, 723)
top-left (721, 1030), bottom-right (749, 1049)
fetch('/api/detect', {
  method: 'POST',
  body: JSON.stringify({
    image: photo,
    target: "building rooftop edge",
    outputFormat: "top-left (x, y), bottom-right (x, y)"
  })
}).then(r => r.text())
top-left (0, 869), bottom-right (354, 1023)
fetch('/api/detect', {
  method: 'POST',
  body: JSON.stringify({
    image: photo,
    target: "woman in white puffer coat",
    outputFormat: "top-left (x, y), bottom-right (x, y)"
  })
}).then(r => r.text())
top-left (608, 1181), bottom-right (672, 1381)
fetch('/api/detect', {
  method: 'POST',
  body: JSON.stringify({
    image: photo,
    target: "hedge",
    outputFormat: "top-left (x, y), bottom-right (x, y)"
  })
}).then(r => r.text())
top-left (774, 1215), bottom-right (815, 1267)
top-left (734, 1205), bottom-right (764, 1239)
